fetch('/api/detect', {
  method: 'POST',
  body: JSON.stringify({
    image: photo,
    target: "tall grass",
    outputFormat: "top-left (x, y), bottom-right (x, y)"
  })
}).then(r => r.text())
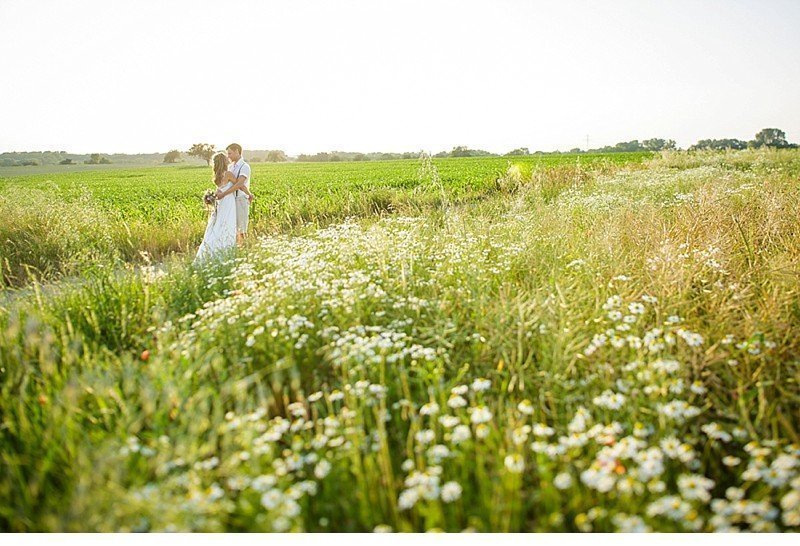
top-left (0, 150), bottom-right (798, 531)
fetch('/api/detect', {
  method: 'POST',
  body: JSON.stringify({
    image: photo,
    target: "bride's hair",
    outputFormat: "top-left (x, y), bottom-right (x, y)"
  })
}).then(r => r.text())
top-left (212, 152), bottom-right (228, 186)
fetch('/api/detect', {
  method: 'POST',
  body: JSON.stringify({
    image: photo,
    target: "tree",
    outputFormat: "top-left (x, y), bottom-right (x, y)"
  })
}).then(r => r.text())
top-left (442, 146), bottom-right (495, 158)
top-left (84, 153), bottom-right (110, 164)
top-left (188, 143), bottom-right (216, 165)
top-left (506, 147), bottom-right (530, 156)
top-left (642, 138), bottom-right (676, 151)
top-left (266, 150), bottom-right (288, 162)
top-left (585, 139), bottom-right (679, 153)
top-left (163, 150), bottom-right (181, 163)
top-left (689, 139), bottom-right (747, 151)
top-left (59, 158), bottom-right (75, 165)
top-left (750, 128), bottom-right (790, 149)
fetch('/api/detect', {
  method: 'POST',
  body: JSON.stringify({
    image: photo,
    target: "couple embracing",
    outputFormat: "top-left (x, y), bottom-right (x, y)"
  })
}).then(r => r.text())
top-left (195, 143), bottom-right (255, 262)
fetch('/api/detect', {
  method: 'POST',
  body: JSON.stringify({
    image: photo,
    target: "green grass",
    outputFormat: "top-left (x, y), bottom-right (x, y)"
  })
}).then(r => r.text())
top-left (0, 153), bottom-right (648, 288)
top-left (0, 149), bottom-right (798, 532)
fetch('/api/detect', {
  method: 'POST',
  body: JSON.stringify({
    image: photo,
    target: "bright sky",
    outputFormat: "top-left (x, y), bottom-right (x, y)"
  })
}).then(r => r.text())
top-left (1, 0), bottom-right (798, 155)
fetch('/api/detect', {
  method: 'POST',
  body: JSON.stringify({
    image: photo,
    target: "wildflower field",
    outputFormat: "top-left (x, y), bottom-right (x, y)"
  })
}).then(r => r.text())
top-left (0, 153), bottom-right (645, 288)
top-left (0, 149), bottom-right (799, 531)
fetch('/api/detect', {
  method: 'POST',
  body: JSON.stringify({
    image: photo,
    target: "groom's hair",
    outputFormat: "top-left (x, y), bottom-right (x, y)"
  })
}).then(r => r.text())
top-left (226, 143), bottom-right (242, 155)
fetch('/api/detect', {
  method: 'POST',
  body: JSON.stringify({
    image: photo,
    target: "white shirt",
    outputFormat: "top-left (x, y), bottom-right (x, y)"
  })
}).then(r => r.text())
top-left (228, 157), bottom-right (251, 195)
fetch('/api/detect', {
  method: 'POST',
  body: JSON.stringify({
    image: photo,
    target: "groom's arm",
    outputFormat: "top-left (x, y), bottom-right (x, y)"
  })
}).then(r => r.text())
top-left (232, 176), bottom-right (254, 199)
top-left (217, 175), bottom-right (252, 198)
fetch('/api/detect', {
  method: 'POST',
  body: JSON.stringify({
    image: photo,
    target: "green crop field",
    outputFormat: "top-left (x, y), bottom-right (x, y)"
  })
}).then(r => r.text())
top-left (0, 153), bottom-right (648, 288)
top-left (1, 149), bottom-right (799, 531)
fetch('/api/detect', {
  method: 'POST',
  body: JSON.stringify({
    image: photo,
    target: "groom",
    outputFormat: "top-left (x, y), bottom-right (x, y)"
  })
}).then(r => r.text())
top-left (218, 143), bottom-right (254, 245)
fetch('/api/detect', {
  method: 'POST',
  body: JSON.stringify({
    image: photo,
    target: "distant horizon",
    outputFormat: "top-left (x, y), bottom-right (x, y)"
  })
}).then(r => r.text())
top-left (2, 127), bottom-right (794, 158)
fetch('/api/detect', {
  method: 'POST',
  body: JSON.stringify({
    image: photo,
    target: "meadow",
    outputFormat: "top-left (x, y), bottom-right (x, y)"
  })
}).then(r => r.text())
top-left (0, 153), bottom-right (646, 288)
top-left (0, 149), bottom-right (799, 531)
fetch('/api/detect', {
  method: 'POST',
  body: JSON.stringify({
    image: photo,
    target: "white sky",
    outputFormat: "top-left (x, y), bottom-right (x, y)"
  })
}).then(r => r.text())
top-left (1, 0), bottom-right (798, 155)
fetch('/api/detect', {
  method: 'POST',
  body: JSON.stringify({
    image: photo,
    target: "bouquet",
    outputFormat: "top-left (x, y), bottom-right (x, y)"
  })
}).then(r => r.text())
top-left (203, 189), bottom-right (217, 212)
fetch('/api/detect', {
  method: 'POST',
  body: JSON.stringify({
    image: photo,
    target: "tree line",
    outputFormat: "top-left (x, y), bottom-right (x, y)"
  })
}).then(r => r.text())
top-left (0, 151), bottom-right (125, 167)
top-left (3, 128), bottom-right (795, 168)
top-left (183, 145), bottom-right (289, 165)
top-left (276, 128), bottom-right (795, 162)
top-left (688, 128), bottom-right (796, 151)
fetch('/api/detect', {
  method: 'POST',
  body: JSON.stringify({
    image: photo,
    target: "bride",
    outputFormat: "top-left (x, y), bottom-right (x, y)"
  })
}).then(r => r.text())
top-left (194, 152), bottom-right (239, 262)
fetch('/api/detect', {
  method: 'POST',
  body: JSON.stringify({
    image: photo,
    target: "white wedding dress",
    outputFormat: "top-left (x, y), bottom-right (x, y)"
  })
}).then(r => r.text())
top-left (195, 182), bottom-right (237, 262)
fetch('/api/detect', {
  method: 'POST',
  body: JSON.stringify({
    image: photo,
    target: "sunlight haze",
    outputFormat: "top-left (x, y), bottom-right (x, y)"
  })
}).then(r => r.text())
top-left (1, 0), bottom-right (798, 154)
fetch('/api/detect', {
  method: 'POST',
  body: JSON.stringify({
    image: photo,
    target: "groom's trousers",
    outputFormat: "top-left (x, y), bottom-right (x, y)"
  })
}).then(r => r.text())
top-left (235, 194), bottom-right (250, 234)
